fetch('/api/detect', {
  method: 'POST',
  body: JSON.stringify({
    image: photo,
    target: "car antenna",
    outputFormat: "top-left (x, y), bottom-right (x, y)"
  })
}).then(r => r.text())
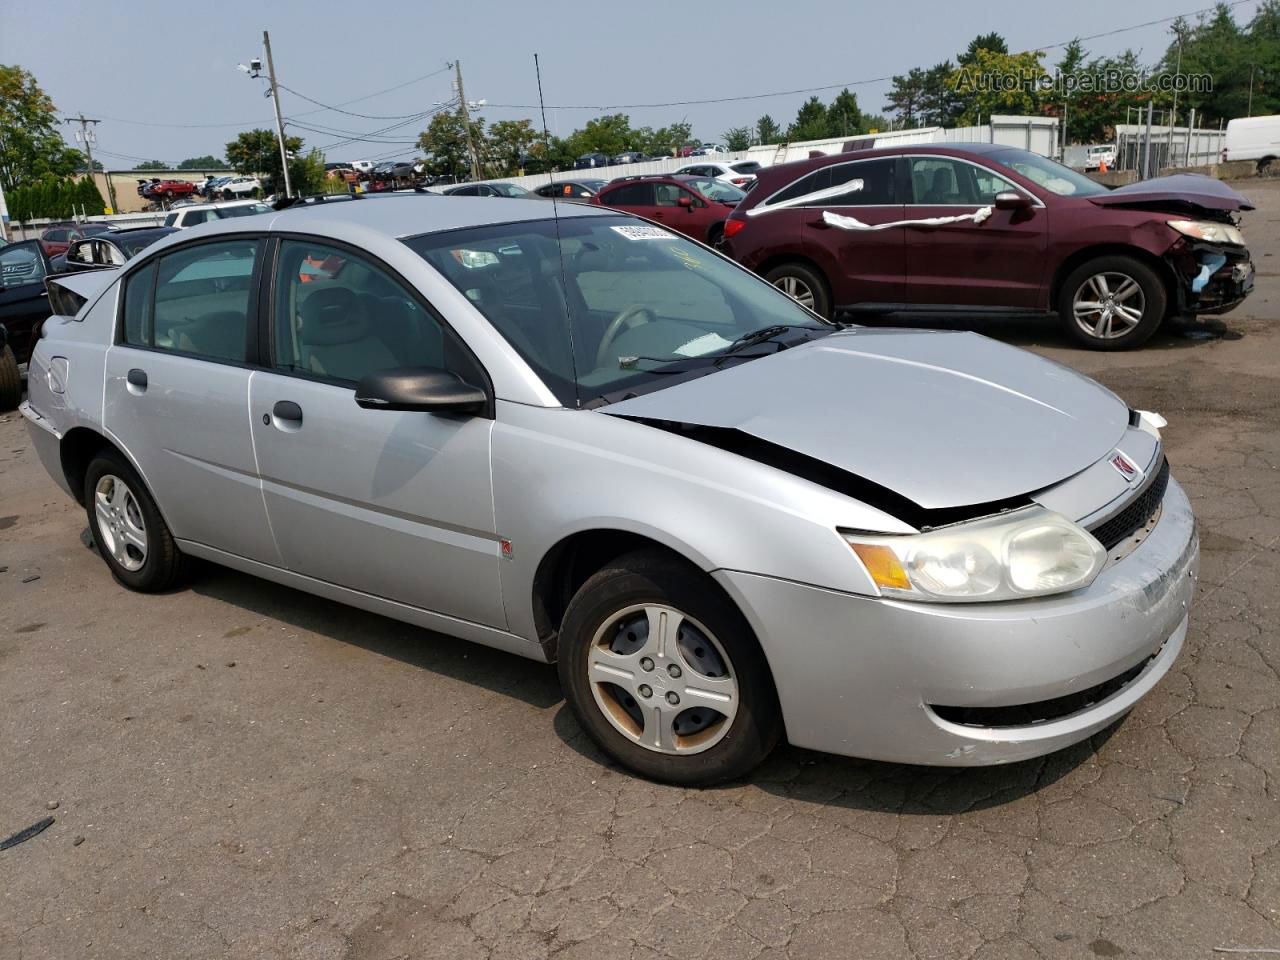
top-left (535, 52), bottom-right (582, 409)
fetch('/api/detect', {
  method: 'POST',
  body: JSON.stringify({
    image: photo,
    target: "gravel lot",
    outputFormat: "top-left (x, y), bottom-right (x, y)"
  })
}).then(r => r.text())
top-left (2, 183), bottom-right (1278, 960)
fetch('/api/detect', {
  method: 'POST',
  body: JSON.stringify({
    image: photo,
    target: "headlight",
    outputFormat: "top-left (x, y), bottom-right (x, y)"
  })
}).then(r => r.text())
top-left (1167, 219), bottom-right (1245, 246)
top-left (842, 507), bottom-right (1106, 603)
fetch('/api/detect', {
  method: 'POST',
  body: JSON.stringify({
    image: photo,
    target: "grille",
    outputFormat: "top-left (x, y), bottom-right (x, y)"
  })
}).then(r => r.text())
top-left (1088, 457), bottom-right (1170, 550)
top-left (931, 648), bottom-right (1158, 728)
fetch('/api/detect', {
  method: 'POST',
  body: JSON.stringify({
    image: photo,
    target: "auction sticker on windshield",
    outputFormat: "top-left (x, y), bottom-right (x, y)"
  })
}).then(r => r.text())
top-left (611, 225), bottom-right (669, 240)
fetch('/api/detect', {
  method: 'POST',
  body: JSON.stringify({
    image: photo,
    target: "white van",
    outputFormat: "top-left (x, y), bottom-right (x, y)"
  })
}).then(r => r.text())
top-left (1222, 115), bottom-right (1280, 170)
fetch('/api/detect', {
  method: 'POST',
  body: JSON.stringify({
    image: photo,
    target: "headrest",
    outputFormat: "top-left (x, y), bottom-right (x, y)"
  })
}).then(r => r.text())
top-left (299, 286), bottom-right (370, 345)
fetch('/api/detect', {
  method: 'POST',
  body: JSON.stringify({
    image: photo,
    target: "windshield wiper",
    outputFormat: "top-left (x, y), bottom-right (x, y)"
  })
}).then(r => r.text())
top-left (720, 325), bottom-right (794, 356)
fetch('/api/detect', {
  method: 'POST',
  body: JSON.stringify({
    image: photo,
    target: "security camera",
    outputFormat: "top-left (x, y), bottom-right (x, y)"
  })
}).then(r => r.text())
top-left (250, 58), bottom-right (263, 74)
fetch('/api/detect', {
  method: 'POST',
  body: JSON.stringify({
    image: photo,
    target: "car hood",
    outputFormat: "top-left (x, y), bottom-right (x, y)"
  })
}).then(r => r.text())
top-left (1089, 174), bottom-right (1254, 213)
top-left (603, 329), bottom-right (1129, 513)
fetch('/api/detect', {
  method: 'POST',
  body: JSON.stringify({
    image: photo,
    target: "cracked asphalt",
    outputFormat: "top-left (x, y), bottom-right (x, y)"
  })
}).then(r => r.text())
top-left (2, 182), bottom-right (1279, 960)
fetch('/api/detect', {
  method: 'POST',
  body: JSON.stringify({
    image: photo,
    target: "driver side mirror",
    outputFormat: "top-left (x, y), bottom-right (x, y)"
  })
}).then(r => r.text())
top-left (994, 191), bottom-right (1032, 211)
top-left (677, 195), bottom-right (694, 210)
top-left (355, 367), bottom-right (488, 415)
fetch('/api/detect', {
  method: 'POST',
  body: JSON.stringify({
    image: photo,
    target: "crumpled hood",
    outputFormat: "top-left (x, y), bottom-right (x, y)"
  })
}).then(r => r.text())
top-left (603, 329), bottom-right (1129, 511)
top-left (1089, 173), bottom-right (1254, 213)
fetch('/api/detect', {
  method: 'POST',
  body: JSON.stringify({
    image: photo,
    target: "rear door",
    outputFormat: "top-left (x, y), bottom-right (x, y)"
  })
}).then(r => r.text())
top-left (248, 236), bottom-right (504, 627)
top-left (102, 238), bottom-right (279, 564)
top-left (795, 157), bottom-right (906, 308)
top-left (597, 182), bottom-right (655, 219)
top-left (902, 156), bottom-right (1048, 308)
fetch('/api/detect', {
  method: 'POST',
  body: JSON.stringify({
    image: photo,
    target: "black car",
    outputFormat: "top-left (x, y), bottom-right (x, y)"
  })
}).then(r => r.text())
top-left (574, 152), bottom-right (611, 169)
top-left (50, 226), bottom-right (179, 275)
top-left (442, 182), bottom-right (533, 198)
top-left (0, 240), bottom-right (54, 409)
top-left (612, 151), bottom-right (645, 165)
top-left (533, 179), bottom-right (607, 200)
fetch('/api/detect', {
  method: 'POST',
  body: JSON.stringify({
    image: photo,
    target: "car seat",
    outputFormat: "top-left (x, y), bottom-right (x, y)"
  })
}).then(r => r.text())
top-left (298, 286), bottom-right (398, 379)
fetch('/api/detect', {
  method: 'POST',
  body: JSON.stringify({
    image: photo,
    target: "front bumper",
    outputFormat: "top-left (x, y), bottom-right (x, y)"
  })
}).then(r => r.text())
top-left (715, 476), bottom-right (1199, 766)
top-left (1167, 239), bottom-right (1254, 316)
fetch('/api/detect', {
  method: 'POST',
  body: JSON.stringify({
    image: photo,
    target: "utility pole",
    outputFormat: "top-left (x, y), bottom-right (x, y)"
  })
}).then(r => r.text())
top-left (455, 60), bottom-right (482, 181)
top-left (262, 30), bottom-right (293, 198)
top-left (1248, 64), bottom-right (1258, 117)
top-left (62, 113), bottom-right (117, 214)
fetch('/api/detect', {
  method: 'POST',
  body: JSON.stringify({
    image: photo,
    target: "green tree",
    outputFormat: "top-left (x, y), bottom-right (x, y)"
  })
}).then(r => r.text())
top-left (826, 89), bottom-right (864, 137)
top-left (886, 67), bottom-right (928, 127)
top-left (226, 128), bottom-right (306, 192)
top-left (178, 155), bottom-right (224, 169)
top-left (417, 111), bottom-right (474, 178)
top-left (722, 126), bottom-right (752, 151)
top-left (73, 175), bottom-right (105, 215)
top-left (133, 160), bottom-right (169, 170)
top-left (0, 64), bottom-right (82, 191)
top-left (564, 113), bottom-right (634, 157)
top-left (920, 63), bottom-right (964, 127)
top-left (958, 32), bottom-right (1008, 65)
top-left (486, 119), bottom-right (538, 174)
top-left (952, 48), bottom-right (1051, 125)
top-left (755, 114), bottom-right (782, 144)
top-left (789, 96), bottom-right (831, 141)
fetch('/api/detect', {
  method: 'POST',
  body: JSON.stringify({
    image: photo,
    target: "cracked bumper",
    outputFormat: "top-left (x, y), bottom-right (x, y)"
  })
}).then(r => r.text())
top-left (715, 477), bottom-right (1199, 766)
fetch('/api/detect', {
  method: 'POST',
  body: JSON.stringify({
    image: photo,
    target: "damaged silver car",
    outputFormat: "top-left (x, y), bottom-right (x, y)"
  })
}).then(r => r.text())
top-left (21, 196), bottom-right (1198, 785)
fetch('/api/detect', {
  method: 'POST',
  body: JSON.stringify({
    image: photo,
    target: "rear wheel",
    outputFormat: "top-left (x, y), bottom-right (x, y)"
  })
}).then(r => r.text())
top-left (1058, 255), bottom-right (1166, 350)
top-left (764, 262), bottom-right (832, 319)
top-left (707, 223), bottom-right (725, 248)
top-left (0, 345), bottom-right (21, 411)
top-left (558, 550), bottom-right (781, 786)
top-left (84, 449), bottom-right (185, 592)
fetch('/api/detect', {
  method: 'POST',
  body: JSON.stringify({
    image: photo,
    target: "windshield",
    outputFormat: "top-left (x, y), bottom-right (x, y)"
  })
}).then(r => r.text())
top-left (491, 183), bottom-right (532, 198)
top-left (404, 215), bottom-right (830, 406)
top-left (686, 178), bottom-right (745, 203)
top-left (116, 232), bottom-right (168, 256)
top-left (988, 148), bottom-right (1108, 197)
top-left (217, 202), bottom-right (272, 218)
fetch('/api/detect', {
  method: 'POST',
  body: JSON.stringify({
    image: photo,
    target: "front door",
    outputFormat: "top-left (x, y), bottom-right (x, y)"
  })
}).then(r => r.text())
top-left (795, 157), bottom-right (906, 309)
top-left (249, 237), bottom-right (505, 628)
top-left (902, 156), bottom-right (1049, 308)
top-left (0, 240), bottom-right (53, 364)
top-left (102, 237), bottom-right (280, 564)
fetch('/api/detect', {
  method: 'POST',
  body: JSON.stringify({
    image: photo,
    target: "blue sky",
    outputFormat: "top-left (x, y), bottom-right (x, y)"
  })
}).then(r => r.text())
top-left (0, 0), bottom-right (1259, 167)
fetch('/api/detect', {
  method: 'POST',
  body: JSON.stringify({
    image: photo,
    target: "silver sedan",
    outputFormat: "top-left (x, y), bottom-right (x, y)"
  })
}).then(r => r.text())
top-left (21, 196), bottom-right (1198, 785)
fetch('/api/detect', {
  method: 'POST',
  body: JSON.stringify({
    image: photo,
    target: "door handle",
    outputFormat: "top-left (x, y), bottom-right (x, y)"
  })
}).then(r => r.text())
top-left (126, 368), bottom-right (147, 394)
top-left (269, 400), bottom-right (303, 431)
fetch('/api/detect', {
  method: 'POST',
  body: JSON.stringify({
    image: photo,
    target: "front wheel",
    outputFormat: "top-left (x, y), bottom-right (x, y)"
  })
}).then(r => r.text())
top-left (84, 449), bottom-right (185, 592)
top-left (764, 262), bottom-right (832, 319)
top-left (558, 550), bottom-right (781, 786)
top-left (1058, 256), bottom-right (1167, 350)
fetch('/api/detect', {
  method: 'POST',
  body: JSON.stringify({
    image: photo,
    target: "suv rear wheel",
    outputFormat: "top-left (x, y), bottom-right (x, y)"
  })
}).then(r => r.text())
top-left (1058, 255), bottom-right (1167, 350)
top-left (557, 550), bottom-right (781, 786)
top-left (764, 262), bottom-right (832, 319)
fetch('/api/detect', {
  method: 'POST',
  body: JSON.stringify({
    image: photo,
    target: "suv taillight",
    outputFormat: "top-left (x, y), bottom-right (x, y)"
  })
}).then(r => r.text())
top-left (723, 219), bottom-right (746, 238)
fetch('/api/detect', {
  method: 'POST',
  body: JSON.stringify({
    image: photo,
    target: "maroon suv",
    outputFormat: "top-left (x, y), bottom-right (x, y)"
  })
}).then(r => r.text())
top-left (722, 144), bottom-right (1254, 349)
top-left (591, 174), bottom-right (745, 246)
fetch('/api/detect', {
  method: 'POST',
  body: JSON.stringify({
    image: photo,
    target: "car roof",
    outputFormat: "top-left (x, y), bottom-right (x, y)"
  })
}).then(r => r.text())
top-left (145, 195), bottom-right (615, 252)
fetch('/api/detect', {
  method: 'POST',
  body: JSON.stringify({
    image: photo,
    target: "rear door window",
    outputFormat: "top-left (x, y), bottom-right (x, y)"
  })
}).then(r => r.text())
top-left (140, 240), bottom-right (260, 361)
top-left (600, 183), bottom-right (654, 206)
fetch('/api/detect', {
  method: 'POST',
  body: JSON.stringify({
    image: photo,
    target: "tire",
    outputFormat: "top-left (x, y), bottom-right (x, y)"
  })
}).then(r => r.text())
top-left (707, 223), bottom-right (725, 248)
top-left (557, 549), bottom-right (781, 786)
top-left (84, 448), bottom-right (185, 592)
top-left (764, 262), bottom-right (832, 319)
top-left (223, 190), bottom-right (234, 201)
top-left (1057, 255), bottom-right (1167, 350)
top-left (0, 345), bottom-right (21, 411)
top-left (1259, 156), bottom-right (1275, 175)
top-left (162, 190), bottom-right (174, 200)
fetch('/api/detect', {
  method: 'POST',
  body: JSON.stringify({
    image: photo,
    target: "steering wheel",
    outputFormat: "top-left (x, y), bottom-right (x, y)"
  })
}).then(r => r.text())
top-left (595, 304), bottom-right (656, 368)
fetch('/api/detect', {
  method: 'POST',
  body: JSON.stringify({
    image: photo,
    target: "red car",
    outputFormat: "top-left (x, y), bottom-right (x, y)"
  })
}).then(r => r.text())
top-left (591, 174), bottom-right (745, 246)
top-left (722, 143), bottom-right (1254, 349)
top-left (38, 222), bottom-right (117, 257)
top-left (137, 178), bottom-right (198, 201)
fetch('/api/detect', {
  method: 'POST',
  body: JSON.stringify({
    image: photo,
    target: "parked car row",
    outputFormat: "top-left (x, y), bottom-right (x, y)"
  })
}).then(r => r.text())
top-left (196, 175), bottom-right (263, 201)
top-left (16, 190), bottom-right (1203, 787)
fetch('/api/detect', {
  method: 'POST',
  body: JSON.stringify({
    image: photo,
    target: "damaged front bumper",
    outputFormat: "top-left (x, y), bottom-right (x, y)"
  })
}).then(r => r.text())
top-left (714, 476), bottom-right (1199, 766)
top-left (1166, 237), bottom-right (1254, 316)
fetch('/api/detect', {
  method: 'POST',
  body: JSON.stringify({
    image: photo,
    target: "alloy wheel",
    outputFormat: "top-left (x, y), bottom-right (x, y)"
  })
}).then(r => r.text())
top-left (1072, 272), bottom-right (1146, 340)
top-left (587, 604), bottom-right (738, 755)
top-left (94, 474), bottom-right (148, 572)
top-left (773, 275), bottom-right (816, 310)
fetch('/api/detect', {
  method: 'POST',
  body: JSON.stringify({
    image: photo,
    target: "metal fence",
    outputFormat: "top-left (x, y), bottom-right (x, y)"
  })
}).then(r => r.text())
top-left (1114, 116), bottom-right (1225, 176)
